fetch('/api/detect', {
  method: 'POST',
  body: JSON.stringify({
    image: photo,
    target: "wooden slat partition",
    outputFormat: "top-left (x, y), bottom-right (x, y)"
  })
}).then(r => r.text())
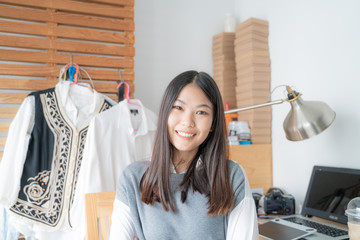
top-left (0, 0), bottom-right (135, 159)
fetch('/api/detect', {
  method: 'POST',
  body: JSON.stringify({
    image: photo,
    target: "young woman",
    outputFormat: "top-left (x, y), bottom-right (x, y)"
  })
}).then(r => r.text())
top-left (109, 71), bottom-right (259, 240)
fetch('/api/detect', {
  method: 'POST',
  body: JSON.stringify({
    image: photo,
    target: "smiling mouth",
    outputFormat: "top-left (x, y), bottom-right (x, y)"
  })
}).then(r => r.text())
top-left (176, 130), bottom-right (196, 138)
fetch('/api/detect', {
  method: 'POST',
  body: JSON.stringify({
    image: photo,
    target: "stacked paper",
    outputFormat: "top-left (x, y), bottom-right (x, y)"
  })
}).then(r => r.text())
top-left (212, 32), bottom-right (237, 109)
top-left (234, 18), bottom-right (272, 144)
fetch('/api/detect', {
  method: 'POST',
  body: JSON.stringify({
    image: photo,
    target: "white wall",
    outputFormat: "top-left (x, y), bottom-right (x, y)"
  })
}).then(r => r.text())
top-left (134, 0), bottom-right (235, 112)
top-left (134, 0), bottom-right (360, 211)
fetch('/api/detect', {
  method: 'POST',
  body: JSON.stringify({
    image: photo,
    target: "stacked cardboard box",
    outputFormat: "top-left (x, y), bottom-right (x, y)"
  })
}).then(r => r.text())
top-left (234, 18), bottom-right (272, 144)
top-left (212, 32), bottom-right (237, 110)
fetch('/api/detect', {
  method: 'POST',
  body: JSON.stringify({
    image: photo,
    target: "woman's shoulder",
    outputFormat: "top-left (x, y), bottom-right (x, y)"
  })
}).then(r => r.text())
top-left (227, 160), bottom-right (247, 190)
top-left (116, 161), bottom-right (149, 192)
top-left (227, 160), bottom-right (246, 178)
top-left (227, 160), bottom-right (248, 207)
top-left (123, 161), bottom-right (150, 177)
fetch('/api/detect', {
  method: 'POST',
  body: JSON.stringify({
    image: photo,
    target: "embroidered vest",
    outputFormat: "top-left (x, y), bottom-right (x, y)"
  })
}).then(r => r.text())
top-left (10, 88), bottom-right (111, 229)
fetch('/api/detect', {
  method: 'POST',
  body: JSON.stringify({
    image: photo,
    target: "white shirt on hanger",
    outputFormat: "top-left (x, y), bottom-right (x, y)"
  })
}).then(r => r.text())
top-left (69, 98), bottom-right (157, 238)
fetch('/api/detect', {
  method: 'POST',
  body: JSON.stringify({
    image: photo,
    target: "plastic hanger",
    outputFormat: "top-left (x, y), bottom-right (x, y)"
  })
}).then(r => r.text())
top-left (116, 81), bottom-right (141, 108)
top-left (63, 63), bottom-right (80, 83)
top-left (59, 57), bottom-right (94, 92)
top-left (63, 54), bottom-right (80, 83)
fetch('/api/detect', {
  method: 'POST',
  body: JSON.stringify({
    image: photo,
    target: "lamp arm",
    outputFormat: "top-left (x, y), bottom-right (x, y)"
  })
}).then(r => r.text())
top-left (224, 99), bottom-right (285, 114)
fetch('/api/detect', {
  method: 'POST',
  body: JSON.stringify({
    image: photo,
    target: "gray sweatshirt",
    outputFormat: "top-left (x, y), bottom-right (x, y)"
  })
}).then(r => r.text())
top-left (115, 160), bottom-right (246, 240)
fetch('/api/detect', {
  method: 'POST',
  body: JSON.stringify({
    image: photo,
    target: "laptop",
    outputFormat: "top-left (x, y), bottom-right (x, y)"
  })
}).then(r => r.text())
top-left (260, 165), bottom-right (360, 240)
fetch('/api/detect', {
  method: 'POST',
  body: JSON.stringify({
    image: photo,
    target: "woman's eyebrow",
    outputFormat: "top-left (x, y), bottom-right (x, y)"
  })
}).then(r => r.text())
top-left (176, 99), bottom-right (212, 109)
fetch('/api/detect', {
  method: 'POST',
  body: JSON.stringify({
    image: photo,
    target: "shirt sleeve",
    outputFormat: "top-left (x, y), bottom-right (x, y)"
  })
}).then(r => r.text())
top-left (226, 163), bottom-right (259, 240)
top-left (109, 199), bottom-right (137, 240)
top-left (0, 96), bottom-right (35, 207)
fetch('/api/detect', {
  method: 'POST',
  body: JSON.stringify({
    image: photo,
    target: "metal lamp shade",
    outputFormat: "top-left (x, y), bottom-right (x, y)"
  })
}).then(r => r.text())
top-left (283, 96), bottom-right (336, 141)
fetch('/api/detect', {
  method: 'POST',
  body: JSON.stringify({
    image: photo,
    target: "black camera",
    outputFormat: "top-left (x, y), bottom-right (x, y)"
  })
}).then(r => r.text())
top-left (264, 188), bottom-right (295, 215)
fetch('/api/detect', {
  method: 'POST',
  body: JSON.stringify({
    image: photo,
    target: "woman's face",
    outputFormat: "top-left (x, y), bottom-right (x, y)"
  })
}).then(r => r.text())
top-left (167, 83), bottom-right (214, 159)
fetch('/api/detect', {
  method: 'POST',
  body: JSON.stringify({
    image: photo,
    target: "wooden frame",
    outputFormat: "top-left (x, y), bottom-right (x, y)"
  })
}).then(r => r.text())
top-left (0, 0), bottom-right (135, 159)
top-left (85, 191), bottom-right (116, 240)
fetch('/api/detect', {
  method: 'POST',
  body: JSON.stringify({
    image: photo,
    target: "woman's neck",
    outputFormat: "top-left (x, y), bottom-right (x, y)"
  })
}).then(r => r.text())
top-left (172, 150), bottom-right (197, 173)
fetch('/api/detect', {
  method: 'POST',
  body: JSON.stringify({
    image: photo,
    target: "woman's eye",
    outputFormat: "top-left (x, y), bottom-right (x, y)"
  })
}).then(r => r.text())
top-left (172, 105), bottom-right (182, 110)
top-left (196, 110), bottom-right (208, 115)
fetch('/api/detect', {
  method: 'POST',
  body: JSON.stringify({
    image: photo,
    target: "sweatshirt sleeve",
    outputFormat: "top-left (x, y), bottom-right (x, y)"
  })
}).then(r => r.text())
top-left (226, 161), bottom-right (259, 240)
top-left (0, 96), bottom-right (35, 207)
top-left (109, 199), bottom-right (137, 240)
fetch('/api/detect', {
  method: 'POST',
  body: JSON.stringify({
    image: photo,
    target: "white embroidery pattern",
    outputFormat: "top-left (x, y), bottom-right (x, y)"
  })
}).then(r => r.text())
top-left (10, 93), bottom-right (111, 227)
top-left (10, 91), bottom-right (73, 226)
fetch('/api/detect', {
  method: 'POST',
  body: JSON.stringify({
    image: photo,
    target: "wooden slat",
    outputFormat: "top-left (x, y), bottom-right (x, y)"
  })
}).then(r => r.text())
top-left (0, 78), bottom-right (134, 95)
top-left (54, 12), bottom-right (134, 31)
top-left (0, 152), bottom-right (3, 161)
top-left (81, 69), bottom-right (134, 81)
top-left (65, 55), bottom-right (134, 69)
top-left (0, 137), bottom-right (6, 149)
top-left (53, 40), bottom-right (135, 56)
top-left (0, 19), bottom-right (48, 36)
top-left (0, 20), bottom-right (134, 44)
top-left (0, 64), bottom-right (58, 77)
top-left (0, 92), bottom-right (28, 104)
top-left (0, 5), bottom-right (135, 31)
top-left (0, 36), bottom-right (135, 56)
top-left (1, 0), bottom-right (134, 18)
top-left (0, 50), bottom-right (52, 64)
top-left (54, 26), bottom-right (134, 44)
top-left (0, 78), bottom-right (57, 91)
top-left (0, 50), bottom-right (134, 68)
top-left (89, 0), bottom-right (134, 6)
top-left (0, 122), bottom-right (11, 134)
top-left (0, 65), bottom-right (134, 80)
top-left (0, 107), bottom-right (18, 119)
top-left (0, 35), bottom-right (50, 50)
top-left (0, 5), bottom-right (50, 23)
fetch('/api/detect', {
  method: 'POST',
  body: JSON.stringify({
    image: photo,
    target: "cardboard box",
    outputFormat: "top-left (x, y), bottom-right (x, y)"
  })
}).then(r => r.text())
top-left (236, 80), bottom-right (271, 91)
top-left (235, 50), bottom-right (270, 61)
top-left (250, 135), bottom-right (271, 144)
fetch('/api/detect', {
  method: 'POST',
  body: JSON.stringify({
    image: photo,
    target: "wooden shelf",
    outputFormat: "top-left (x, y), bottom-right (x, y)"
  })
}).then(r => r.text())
top-left (229, 144), bottom-right (272, 191)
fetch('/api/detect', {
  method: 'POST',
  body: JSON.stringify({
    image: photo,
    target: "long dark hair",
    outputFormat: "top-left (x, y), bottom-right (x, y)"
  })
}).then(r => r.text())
top-left (140, 70), bottom-right (233, 216)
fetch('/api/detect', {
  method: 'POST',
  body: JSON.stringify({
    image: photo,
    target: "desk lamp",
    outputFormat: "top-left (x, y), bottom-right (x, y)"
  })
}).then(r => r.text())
top-left (224, 86), bottom-right (336, 141)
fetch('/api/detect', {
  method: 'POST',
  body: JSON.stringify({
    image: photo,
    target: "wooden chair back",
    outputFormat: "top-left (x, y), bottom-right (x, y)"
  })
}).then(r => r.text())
top-left (85, 191), bottom-right (116, 240)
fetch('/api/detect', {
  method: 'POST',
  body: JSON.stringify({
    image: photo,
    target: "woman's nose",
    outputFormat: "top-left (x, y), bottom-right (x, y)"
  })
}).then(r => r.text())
top-left (181, 112), bottom-right (195, 127)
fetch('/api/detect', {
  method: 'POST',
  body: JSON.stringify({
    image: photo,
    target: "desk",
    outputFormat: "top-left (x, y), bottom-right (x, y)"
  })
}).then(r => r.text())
top-left (258, 216), bottom-right (348, 240)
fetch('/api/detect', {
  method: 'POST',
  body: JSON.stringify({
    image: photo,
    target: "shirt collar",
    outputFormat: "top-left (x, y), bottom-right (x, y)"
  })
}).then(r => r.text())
top-left (118, 99), bottom-right (157, 136)
top-left (55, 80), bottom-right (104, 129)
top-left (170, 158), bottom-right (203, 174)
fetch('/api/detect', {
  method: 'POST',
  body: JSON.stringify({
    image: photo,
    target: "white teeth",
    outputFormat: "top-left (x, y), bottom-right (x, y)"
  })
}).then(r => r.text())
top-left (177, 131), bottom-right (195, 137)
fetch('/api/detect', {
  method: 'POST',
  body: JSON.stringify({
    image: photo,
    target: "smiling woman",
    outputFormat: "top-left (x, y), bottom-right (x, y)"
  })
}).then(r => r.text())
top-left (167, 83), bottom-right (214, 173)
top-left (109, 71), bottom-right (259, 240)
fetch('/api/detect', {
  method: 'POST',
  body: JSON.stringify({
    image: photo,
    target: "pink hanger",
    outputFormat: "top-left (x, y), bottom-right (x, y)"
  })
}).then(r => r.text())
top-left (116, 82), bottom-right (142, 108)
